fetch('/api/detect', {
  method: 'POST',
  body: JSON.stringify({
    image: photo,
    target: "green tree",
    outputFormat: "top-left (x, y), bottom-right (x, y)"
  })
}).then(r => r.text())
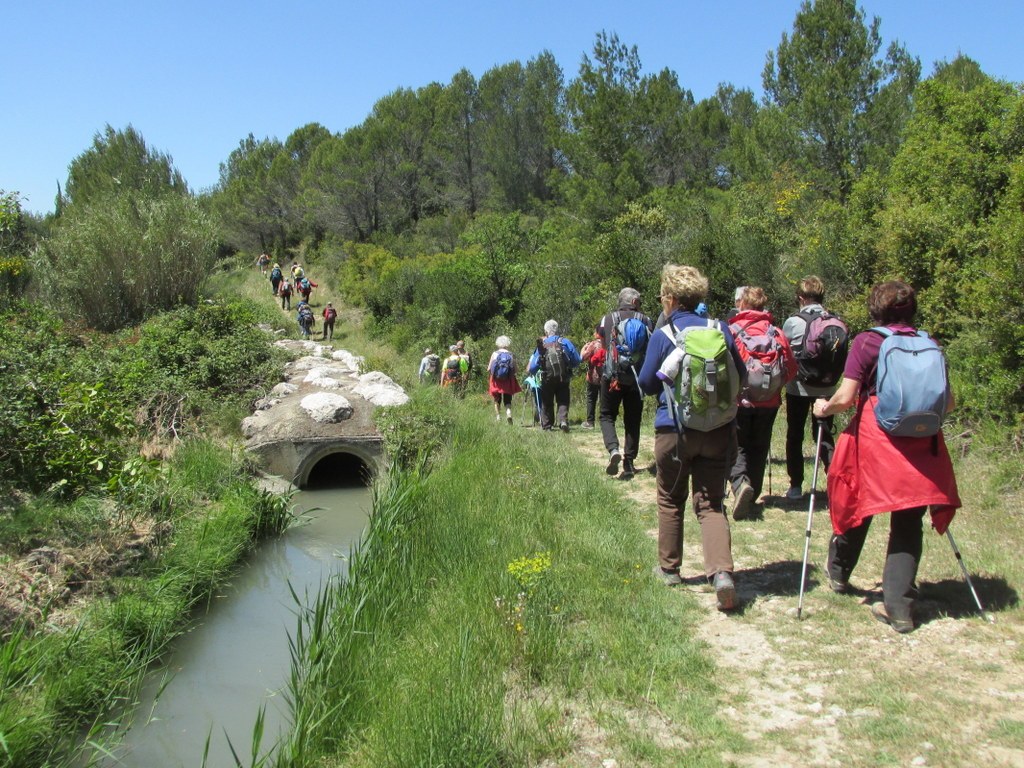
top-left (214, 134), bottom-right (286, 253)
top-left (0, 190), bottom-right (31, 296)
top-left (64, 124), bottom-right (187, 208)
top-left (460, 212), bottom-right (544, 323)
top-left (763, 0), bottom-right (920, 199)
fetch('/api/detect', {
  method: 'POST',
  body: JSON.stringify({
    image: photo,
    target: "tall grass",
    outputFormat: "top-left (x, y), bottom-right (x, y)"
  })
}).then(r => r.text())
top-left (0, 438), bottom-right (295, 768)
top-left (274, 397), bottom-right (736, 766)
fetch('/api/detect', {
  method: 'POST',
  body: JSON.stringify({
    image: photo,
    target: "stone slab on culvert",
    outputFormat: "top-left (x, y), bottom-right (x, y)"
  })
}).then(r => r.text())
top-left (300, 392), bottom-right (354, 424)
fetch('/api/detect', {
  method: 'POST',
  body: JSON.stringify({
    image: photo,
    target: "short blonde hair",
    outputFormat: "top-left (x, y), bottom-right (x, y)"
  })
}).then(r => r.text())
top-left (797, 275), bottom-right (825, 303)
top-left (495, 335), bottom-right (511, 349)
top-left (740, 286), bottom-right (768, 311)
top-left (661, 264), bottom-right (708, 310)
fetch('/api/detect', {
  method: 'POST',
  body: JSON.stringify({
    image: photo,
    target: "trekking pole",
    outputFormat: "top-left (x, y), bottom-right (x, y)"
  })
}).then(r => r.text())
top-left (944, 525), bottom-right (992, 622)
top-left (768, 446), bottom-right (773, 497)
top-left (796, 421), bottom-right (825, 619)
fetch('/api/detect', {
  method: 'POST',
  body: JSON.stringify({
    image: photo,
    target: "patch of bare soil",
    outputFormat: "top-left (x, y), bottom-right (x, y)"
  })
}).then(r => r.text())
top-left (568, 426), bottom-right (1024, 767)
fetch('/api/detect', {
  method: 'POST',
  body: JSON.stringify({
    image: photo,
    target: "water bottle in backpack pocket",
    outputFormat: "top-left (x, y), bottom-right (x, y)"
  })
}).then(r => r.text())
top-left (659, 320), bottom-right (740, 431)
top-left (872, 327), bottom-right (949, 437)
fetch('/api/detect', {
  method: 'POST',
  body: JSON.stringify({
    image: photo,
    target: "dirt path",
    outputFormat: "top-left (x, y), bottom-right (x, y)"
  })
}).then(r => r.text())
top-left (569, 425), bottom-right (1024, 767)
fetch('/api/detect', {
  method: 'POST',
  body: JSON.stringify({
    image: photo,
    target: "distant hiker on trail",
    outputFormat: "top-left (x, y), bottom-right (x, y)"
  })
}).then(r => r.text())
top-left (727, 285), bottom-right (746, 322)
top-left (441, 345), bottom-right (465, 389)
top-left (296, 301), bottom-right (314, 339)
top-left (783, 275), bottom-right (848, 501)
top-left (455, 340), bottom-right (472, 380)
top-left (579, 331), bottom-right (604, 429)
top-left (598, 288), bottom-right (654, 480)
top-left (269, 263), bottom-right (283, 296)
top-left (291, 262), bottom-right (304, 280)
top-left (812, 281), bottom-right (960, 634)
top-left (321, 303), bottom-right (337, 341)
top-left (488, 336), bottom-right (522, 424)
top-left (526, 320), bottom-right (581, 432)
top-left (418, 348), bottom-right (441, 384)
top-left (278, 278), bottom-right (293, 310)
top-left (298, 276), bottom-right (317, 303)
top-left (728, 286), bottom-right (797, 519)
top-left (637, 264), bottom-right (746, 611)
top-left (256, 252), bottom-right (270, 274)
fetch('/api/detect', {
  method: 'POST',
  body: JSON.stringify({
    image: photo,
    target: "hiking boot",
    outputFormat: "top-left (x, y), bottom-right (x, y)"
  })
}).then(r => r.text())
top-left (620, 459), bottom-right (635, 480)
top-left (581, 421), bottom-right (594, 429)
top-left (713, 572), bottom-right (738, 611)
top-left (871, 602), bottom-right (914, 634)
top-left (731, 480), bottom-right (756, 520)
top-left (653, 565), bottom-right (683, 587)
top-left (559, 421), bottom-right (570, 432)
top-left (785, 486), bottom-right (804, 500)
top-left (606, 450), bottom-right (622, 476)
top-left (829, 576), bottom-right (850, 594)
top-left (506, 408), bottom-right (513, 425)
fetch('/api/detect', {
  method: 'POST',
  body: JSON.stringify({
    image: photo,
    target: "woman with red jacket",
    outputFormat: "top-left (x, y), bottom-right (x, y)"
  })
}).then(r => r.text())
top-left (728, 286), bottom-right (797, 519)
top-left (812, 281), bottom-right (960, 633)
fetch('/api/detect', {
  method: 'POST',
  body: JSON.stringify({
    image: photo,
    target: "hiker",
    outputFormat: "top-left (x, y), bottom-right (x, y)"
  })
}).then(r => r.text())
top-left (579, 331), bottom-right (604, 429)
top-left (418, 348), bottom-right (441, 383)
top-left (455, 340), bottom-right (472, 379)
top-left (298, 276), bottom-right (317, 303)
top-left (812, 281), bottom-right (960, 633)
top-left (441, 345), bottom-right (464, 388)
top-left (598, 288), bottom-right (654, 479)
top-left (296, 301), bottom-right (314, 339)
top-left (728, 286), bottom-right (797, 519)
top-left (256, 252), bottom-right (270, 274)
top-left (782, 275), bottom-right (848, 500)
top-left (321, 302), bottom-right (337, 341)
top-left (291, 262), bottom-right (304, 280)
top-left (726, 285), bottom-right (746, 322)
top-left (526, 320), bottom-right (581, 432)
top-left (487, 336), bottom-right (522, 423)
top-left (278, 278), bottom-right (293, 310)
top-left (269, 263), bottom-right (283, 296)
top-left (637, 264), bottom-right (746, 611)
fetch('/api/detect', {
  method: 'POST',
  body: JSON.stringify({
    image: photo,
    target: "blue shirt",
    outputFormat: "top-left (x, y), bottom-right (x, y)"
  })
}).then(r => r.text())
top-left (527, 335), bottom-right (582, 375)
top-left (637, 310), bottom-right (747, 431)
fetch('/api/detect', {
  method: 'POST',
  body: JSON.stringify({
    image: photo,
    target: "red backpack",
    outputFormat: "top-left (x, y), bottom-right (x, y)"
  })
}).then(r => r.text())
top-left (729, 318), bottom-right (792, 403)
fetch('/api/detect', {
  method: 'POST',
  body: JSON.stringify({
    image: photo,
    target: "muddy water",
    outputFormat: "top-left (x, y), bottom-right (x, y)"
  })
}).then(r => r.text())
top-left (107, 485), bottom-right (370, 767)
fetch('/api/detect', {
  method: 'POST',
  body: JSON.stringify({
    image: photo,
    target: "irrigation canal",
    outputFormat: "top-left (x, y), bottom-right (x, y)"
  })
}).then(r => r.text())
top-left (102, 481), bottom-right (371, 766)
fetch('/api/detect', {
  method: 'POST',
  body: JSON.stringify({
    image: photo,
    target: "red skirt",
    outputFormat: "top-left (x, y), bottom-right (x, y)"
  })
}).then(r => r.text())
top-left (828, 397), bottom-right (960, 535)
top-left (489, 375), bottom-right (522, 396)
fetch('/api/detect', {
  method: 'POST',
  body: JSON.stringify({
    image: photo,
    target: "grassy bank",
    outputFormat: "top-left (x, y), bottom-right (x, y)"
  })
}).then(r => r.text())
top-left (276, 386), bottom-right (737, 766)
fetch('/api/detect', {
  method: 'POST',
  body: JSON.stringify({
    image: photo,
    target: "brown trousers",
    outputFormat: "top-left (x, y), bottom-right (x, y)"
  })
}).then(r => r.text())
top-left (654, 426), bottom-right (735, 577)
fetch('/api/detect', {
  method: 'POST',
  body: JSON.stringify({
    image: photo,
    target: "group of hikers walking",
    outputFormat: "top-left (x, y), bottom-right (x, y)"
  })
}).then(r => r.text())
top-left (425, 266), bottom-right (960, 632)
top-left (265, 259), bottom-right (336, 341)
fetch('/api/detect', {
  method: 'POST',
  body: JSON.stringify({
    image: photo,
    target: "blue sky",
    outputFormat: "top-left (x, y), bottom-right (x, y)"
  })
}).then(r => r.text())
top-left (5, 1), bottom-right (1022, 215)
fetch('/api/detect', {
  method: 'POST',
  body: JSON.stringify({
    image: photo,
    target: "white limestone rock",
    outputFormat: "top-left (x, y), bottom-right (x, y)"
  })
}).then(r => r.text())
top-left (300, 392), bottom-right (354, 423)
top-left (270, 382), bottom-right (298, 397)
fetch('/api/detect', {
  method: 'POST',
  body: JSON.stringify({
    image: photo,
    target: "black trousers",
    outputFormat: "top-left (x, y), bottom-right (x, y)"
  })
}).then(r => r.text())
top-left (600, 379), bottom-right (644, 460)
top-left (731, 406), bottom-right (779, 497)
top-left (828, 507), bottom-right (926, 620)
top-left (785, 393), bottom-right (835, 488)
top-left (584, 381), bottom-right (600, 424)
top-left (539, 380), bottom-right (570, 429)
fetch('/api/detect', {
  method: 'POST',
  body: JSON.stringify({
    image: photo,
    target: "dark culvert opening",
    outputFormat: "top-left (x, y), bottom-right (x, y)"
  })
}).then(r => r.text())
top-left (304, 452), bottom-right (371, 489)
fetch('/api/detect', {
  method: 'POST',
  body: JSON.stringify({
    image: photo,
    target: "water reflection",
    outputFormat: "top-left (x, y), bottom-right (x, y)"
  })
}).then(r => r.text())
top-left (105, 485), bottom-right (369, 767)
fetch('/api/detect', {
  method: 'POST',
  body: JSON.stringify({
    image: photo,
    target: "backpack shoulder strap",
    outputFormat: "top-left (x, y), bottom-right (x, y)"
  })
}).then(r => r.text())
top-left (870, 326), bottom-right (893, 338)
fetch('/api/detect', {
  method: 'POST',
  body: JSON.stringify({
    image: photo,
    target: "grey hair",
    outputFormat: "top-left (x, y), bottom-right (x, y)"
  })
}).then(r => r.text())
top-left (734, 286), bottom-right (747, 303)
top-left (543, 319), bottom-right (559, 335)
top-left (495, 335), bottom-right (511, 349)
top-left (618, 287), bottom-right (641, 308)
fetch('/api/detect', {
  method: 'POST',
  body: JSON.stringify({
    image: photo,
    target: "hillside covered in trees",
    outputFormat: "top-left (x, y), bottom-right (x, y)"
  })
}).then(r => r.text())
top-left (3, 0), bottom-right (1023, 426)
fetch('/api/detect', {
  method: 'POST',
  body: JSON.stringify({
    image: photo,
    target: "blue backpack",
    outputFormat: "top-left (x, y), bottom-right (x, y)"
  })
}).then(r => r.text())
top-left (492, 350), bottom-right (514, 380)
top-left (872, 327), bottom-right (949, 437)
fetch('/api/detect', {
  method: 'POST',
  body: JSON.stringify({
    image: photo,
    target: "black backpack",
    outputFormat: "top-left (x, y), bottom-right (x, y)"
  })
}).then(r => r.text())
top-left (542, 339), bottom-right (571, 385)
top-left (793, 309), bottom-right (849, 388)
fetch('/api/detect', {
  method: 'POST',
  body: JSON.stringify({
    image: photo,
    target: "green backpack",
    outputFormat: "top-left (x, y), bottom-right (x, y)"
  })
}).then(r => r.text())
top-left (661, 319), bottom-right (740, 432)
